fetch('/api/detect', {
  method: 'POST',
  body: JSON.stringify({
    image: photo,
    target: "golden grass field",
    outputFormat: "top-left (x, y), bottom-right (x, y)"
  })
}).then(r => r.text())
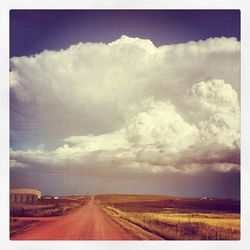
top-left (96, 194), bottom-right (240, 240)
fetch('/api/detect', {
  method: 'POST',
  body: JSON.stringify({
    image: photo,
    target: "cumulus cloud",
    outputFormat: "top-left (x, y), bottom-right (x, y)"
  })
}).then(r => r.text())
top-left (10, 36), bottom-right (240, 175)
top-left (126, 99), bottom-right (199, 153)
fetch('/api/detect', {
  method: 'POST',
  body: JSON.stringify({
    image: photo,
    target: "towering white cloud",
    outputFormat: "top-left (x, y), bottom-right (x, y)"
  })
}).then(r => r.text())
top-left (186, 79), bottom-right (240, 148)
top-left (10, 36), bottom-right (240, 175)
top-left (126, 99), bottom-right (199, 153)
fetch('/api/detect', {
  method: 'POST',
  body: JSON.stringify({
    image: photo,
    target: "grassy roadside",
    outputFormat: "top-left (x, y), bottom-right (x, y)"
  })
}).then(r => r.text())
top-left (10, 196), bottom-right (90, 235)
top-left (101, 205), bottom-right (163, 240)
top-left (10, 218), bottom-right (42, 236)
top-left (10, 196), bottom-right (89, 217)
top-left (102, 205), bottom-right (240, 240)
top-left (96, 194), bottom-right (240, 240)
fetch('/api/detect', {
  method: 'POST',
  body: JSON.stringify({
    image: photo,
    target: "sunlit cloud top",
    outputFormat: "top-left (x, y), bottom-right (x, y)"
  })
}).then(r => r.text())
top-left (10, 36), bottom-right (240, 180)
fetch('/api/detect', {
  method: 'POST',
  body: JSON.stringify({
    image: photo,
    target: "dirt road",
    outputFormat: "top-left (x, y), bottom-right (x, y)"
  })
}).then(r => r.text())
top-left (11, 197), bottom-right (137, 240)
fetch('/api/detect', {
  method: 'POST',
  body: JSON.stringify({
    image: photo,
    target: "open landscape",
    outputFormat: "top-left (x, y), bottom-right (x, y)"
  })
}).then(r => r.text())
top-left (97, 194), bottom-right (240, 240)
top-left (10, 194), bottom-right (240, 240)
top-left (9, 10), bottom-right (240, 242)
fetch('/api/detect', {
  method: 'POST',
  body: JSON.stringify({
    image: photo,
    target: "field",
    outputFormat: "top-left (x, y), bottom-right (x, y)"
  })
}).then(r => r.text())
top-left (96, 194), bottom-right (240, 240)
top-left (10, 195), bottom-right (89, 235)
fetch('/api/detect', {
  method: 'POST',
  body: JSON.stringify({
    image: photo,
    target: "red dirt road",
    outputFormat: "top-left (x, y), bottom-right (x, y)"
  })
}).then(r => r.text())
top-left (11, 197), bottom-right (137, 240)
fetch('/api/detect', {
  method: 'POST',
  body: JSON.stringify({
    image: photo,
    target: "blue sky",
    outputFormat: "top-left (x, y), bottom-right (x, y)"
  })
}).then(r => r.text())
top-left (10, 10), bottom-right (240, 57)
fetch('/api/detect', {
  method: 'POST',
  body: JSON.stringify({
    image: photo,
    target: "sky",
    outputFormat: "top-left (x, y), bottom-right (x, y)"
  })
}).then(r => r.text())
top-left (10, 10), bottom-right (240, 198)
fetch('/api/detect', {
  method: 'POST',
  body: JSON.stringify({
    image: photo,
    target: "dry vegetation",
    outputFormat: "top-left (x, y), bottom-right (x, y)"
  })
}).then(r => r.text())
top-left (10, 218), bottom-right (41, 235)
top-left (96, 194), bottom-right (240, 240)
top-left (10, 196), bottom-right (89, 217)
top-left (10, 195), bottom-right (89, 235)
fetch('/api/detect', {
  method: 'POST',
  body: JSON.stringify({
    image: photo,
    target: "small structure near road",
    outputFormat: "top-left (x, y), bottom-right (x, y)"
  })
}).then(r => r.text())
top-left (10, 188), bottom-right (41, 203)
top-left (200, 196), bottom-right (213, 201)
top-left (200, 196), bottom-right (208, 200)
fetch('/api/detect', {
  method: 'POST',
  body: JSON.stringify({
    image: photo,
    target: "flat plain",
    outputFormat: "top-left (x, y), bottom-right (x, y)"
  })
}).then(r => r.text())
top-left (10, 194), bottom-right (240, 240)
top-left (96, 194), bottom-right (240, 240)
